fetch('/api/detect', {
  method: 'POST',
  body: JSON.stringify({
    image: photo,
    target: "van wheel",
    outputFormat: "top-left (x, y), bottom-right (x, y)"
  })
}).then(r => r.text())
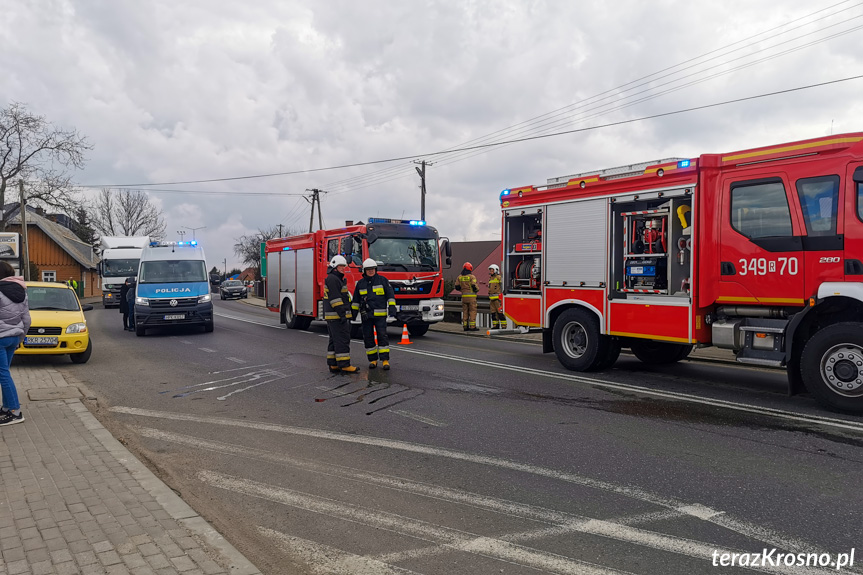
top-left (204, 321), bottom-right (214, 333)
top-left (553, 308), bottom-right (601, 371)
top-left (70, 341), bottom-right (92, 364)
top-left (135, 326), bottom-right (146, 337)
top-left (630, 340), bottom-right (692, 364)
top-left (801, 322), bottom-right (863, 413)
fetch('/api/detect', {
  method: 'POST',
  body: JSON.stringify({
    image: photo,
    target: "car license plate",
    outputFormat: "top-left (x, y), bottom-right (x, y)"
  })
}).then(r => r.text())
top-left (399, 305), bottom-right (419, 311)
top-left (163, 314), bottom-right (186, 320)
top-left (24, 336), bottom-right (58, 345)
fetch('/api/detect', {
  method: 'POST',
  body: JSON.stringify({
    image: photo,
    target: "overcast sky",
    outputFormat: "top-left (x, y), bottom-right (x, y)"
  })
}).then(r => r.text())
top-left (1, 0), bottom-right (861, 270)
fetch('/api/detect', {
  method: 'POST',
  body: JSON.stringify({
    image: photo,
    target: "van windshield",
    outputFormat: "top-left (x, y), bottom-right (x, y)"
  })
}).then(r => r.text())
top-left (139, 260), bottom-right (207, 284)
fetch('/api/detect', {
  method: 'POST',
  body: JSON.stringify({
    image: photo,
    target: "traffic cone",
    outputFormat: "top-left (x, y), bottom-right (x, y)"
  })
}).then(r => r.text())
top-left (398, 323), bottom-right (412, 345)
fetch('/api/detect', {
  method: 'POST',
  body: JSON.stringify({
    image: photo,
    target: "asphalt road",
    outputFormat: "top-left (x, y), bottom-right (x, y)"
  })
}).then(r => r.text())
top-left (28, 299), bottom-right (863, 575)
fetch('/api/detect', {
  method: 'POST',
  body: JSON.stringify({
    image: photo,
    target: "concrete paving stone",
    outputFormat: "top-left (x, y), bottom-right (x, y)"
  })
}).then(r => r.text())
top-left (59, 526), bottom-right (86, 542)
top-left (107, 531), bottom-right (130, 546)
top-left (131, 567), bottom-right (157, 575)
top-left (23, 536), bottom-right (46, 552)
top-left (137, 543), bottom-right (160, 557)
top-left (129, 535), bottom-right (151, 546)
top-left (2, 545), bottom-right (26, 563)
top-left (11, 508), bottom-right (31, 520)
top-left (96, 513), bottom-right (118, 526)
top-left (45, 536), bottom-right (69, 552)
top-left (123, 553), bottom-right (149, 569)
top-left (6, 559), bottom-right (28, 575)
top-left (52, 510), bottom-right (74, 523)
top-left (99, 549), bottom-right (124, 566)
top-left (146, 554), bottom-right (172, 570)
top-left (124, 524), bottom-right (148, 538)
top-left (81, 564), bottom-right (107, 575)
top-left (74, 511), bottom-right (96, 523)
top-left (76, 550), bottom-right (100, 565)
top-left (32, 509), bottom-right (52, 521)
top-left (36, 517), bottom-right (57, 530)
top-left (68, 539), bottom-right (93, 554)
top-left (50, 548), bottom-right (74, 564)
top-left (26, 546), bottom-right (50, 563)
top-left (155, 568), bottom-right (180, 575)
top-left (68, 503), bottom-right (87, 514)
top-left (55, 561), bottom-right (80, 575)
top-left (159, 544), bottom-right (185, 559)
top-left (175, 538), bottom-right (197, 552)
top-left (170, 556), bottom-right (197, 572)
top-left (0, 526), bottom-right (16, 539)
top-left (198, 561), bottom-right (224, 575)
top-left (30, 559), bottom-right (55, 575)
top-left (40, 527), bottom-right (62, 541)
top-left (0, 535), bottom-right (22, 551)
top-left (19, 526), bottom-right (39, 540)
top-left (117, 542), bottom-right (137, 555)
top-left (92, 541), bottom-right (114, 553)
top-left (79, 519), bottom-right (100, 533)
top-left (105, 564), bottom-right (131, 575)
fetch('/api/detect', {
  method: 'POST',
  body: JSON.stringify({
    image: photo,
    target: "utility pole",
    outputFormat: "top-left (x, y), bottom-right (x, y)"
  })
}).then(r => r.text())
top-left (19, 180), bottom-right (29, 280)
top-left (182, 225), bottom-right (206, 240)
top-left (305, 189), bottom-right (327, 232)
top-left (413, 160), bottom-right (432, 221)
top-left (278, 224), bottom-right (283, 238)
top-left (223, 258), bottom-right (227, 280)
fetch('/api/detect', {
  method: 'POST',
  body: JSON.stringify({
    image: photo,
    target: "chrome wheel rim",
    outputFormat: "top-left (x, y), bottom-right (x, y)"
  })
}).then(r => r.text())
top-left (820, 344), bottom-right (863, 397)
top-left (561, 321), bottom-right (588, 359)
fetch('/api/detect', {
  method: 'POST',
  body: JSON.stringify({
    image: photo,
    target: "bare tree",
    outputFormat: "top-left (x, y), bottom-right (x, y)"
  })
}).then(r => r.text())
top-left (0, 102), bottom-right (91, 230)
top-left (90, 188), bottom-right (167, 240)
top-left (233, 225), bottom-right (293, 279)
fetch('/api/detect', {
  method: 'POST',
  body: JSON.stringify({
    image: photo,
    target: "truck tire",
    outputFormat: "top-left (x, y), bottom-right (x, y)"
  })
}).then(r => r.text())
top-left (553, 308), bottom-right (602, 371)
top-left (630, 340), bottom-right (692, 364)
top-left (282, 300), bottom-right (303, 330)
top-left (408, 324), bottom-right (429, 338)
top-left (594, 337), bottom-right (621, 370)
top-left (800, 322), bottom-right (863, 413)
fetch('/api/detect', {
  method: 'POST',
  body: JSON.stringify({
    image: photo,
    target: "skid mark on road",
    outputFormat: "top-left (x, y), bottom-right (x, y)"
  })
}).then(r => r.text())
top-left (112, 406), bottom-right (820, 556)
top-left (315, 376), bottom-right (424, 415)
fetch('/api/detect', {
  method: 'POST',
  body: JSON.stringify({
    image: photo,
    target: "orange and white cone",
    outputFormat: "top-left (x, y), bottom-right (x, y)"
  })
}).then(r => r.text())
top-left (398, 323), bottom-right (412, 345)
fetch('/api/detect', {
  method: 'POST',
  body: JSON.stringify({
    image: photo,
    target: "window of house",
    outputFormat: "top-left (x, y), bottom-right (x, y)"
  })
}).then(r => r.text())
top-left (42, 271), bottom-right (56, 282)
top-left (730, 179), bottom-right (793, 239)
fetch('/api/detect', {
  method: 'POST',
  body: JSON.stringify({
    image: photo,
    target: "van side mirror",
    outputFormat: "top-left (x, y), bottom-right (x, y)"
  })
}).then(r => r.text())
top-left (342, 236), bottom-right (354, 257)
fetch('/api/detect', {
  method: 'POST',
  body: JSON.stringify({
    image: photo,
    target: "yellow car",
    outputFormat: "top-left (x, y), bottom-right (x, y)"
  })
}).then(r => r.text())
top-left (17, 282), bottom-right (93, 363)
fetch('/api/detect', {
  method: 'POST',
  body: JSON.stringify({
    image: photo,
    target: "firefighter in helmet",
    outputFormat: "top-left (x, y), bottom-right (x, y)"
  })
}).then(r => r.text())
top-left (455, 262), bottom-right (479, 331)
top-left (352, 258), bottom-right (397, 370)
top-left (487, 263), bottom-right (504, 329)
top-left (323, 255), bottom-right (358, 373)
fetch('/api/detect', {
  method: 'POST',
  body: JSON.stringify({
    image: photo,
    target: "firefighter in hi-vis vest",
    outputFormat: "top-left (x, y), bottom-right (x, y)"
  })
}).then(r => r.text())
top-left (455, 262), bottom-right (479, 331)
top-left (487, 264), bottom-right (504, 329)
top-left (352, 258), bottom-right (397, 370)
top-left (323, 255), bottom-right (359, 374)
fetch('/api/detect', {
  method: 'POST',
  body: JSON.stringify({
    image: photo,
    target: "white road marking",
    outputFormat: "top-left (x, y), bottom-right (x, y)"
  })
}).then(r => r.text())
top-left (215, 310), bottom-right (863, 434)
top-left (226, 357), bottom-right (246, 364)
top-left (201, 471), bottom-right (631, 575)
top-left (198, 347), bottom-right (216, 353)
top-left (179, 339), bottom-right (192, 344)
top-left (136, 427), bottom-right (796, 569)
top-left (257, 527), bottom-right (422, 575)
top-left (398, 348), bottom-right (863, 434)
top-left (391, 410), bottom-right (448, 427)
top-left (210, 363), bottom-right (272, 374)
top-left (214, 311), bottom-right (283, 329)
top-left (113, 407), bottom-right (815, 554)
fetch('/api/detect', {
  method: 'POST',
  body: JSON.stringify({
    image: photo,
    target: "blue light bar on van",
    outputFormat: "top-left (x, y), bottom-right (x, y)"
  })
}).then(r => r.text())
top-left (149, 240), bottom-right (199, 247)
top-left (409, 220), bottom-right (425, 226)
top-left (677, 159), bottom-right (691, 169)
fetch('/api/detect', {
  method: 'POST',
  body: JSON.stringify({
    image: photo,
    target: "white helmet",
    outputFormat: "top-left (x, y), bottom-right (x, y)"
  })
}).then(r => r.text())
top-left (488, 264), bottom-right (500, 274)
top-left (362, 258), bottom-right (377, 270)
top-left (329, 255), bottom-right (347, 267)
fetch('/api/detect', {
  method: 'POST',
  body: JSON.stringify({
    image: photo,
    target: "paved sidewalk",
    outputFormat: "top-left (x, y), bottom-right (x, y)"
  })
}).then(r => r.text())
top-left (0, 365), bottom-right (261, 575)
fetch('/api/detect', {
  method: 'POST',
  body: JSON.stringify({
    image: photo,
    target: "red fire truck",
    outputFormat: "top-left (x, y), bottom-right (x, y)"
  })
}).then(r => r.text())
top-left (499, 133), bottom-right (863, 412)
top-left (265, 218), bottom-right (450, 338)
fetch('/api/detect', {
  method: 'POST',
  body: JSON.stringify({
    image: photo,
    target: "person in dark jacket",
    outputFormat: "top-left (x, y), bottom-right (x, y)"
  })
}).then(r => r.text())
top-left (0, 261), bottom-right (31, 426)
top-left (323, 255), bottom-right (358, 373)
top-left (119, 277), bottom-right (133, 330)
top-left (352, 258), bottom-right (396, 370)
top-left (126, 277), bottom-right (137, 331)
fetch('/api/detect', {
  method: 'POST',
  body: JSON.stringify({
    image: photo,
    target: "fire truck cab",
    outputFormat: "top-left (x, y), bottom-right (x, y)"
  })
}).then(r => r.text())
top-left (500, 133), bottom-right (863, 413)
top-left (265, 219), bottom-right (449, 338)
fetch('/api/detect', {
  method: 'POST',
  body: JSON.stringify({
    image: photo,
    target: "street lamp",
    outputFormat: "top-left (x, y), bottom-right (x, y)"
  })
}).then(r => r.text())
top-left (223, 258), bottom-right (227, 281)
top-left (183, 226), bottom-right (206, 240)
top-left (177, 230), bottom-right (186, 242)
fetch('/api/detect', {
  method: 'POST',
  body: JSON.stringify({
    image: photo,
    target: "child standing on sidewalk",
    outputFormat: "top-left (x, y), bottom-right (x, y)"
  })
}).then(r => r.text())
top-left (0, 261), bottom-right (31, 426)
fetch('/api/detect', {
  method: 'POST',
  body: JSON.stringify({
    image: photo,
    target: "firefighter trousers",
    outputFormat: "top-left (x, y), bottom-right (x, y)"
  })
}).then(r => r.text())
top-left (461, 297), bottom-right (477, 329)
top-left (362, 317), bottom-right (390, 362)
top-left (489, 299), bottom-right (504, 329)
top-left (326, 319), bottom-right (353, 368)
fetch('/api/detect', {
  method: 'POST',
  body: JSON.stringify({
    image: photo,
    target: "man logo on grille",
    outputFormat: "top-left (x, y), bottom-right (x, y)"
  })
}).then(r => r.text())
top-left (170, 299), bottom-right (178, 307)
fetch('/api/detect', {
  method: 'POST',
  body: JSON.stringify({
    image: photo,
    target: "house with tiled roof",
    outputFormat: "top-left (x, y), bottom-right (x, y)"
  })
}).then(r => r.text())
top-left (3, 204), bottom-right (100, 297)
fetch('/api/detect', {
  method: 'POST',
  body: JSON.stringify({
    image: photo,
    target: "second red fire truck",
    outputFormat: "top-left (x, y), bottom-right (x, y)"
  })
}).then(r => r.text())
top-left (265, 218), bottom-right (450, 338)
top-left (500, 132), bottom-right (863, 413)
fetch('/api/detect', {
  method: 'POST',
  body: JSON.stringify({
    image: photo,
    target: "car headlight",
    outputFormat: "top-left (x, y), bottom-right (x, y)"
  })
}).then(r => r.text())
top-left (198, 294), bottom-right (212, 303)
top-left (66, 322), bottom-right (87, 334)
top-left (241, 288), bottom-right (247, 292)
top-left (135, 297), bottom-right (149, 306)
top-left (433, 304), bottom-right (444, 311)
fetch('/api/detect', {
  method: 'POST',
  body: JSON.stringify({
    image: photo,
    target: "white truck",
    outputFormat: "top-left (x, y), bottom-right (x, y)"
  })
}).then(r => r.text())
top-left (96, 236), bottom-right (150, 308)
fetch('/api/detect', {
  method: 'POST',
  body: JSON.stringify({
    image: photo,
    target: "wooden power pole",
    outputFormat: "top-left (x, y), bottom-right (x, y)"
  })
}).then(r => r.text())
top-left (19, 180), bottom-right (29, 280)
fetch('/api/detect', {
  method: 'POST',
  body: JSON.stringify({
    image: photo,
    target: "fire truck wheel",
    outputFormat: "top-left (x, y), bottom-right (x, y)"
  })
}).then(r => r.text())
top-left (801, 323), bottom-right (863, 413)
top-left (629, 340), bottom-right (692, 364)
top-left (408, 324), bottom-right (429, 338)
top-left (282, 300), bottom-right (302, 329)
top-left (594, 337), bottom-right (621, 370)
top-left (553, 308), bottom-right (602, 371)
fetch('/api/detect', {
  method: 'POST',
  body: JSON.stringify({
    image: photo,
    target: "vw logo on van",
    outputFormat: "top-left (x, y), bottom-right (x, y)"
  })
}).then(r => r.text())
top-left (170, 299), bottom-right (178, 307)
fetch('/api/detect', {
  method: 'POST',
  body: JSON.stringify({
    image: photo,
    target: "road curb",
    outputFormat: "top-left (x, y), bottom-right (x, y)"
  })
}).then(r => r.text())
top-left (66, 399), bottom-right (263, 575)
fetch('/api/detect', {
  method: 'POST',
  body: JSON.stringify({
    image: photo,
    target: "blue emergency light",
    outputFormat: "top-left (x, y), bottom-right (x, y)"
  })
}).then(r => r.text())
top-left (677, 159), bottom-right (691, 169)
top-left (409, 220), bottom-right (426, 226)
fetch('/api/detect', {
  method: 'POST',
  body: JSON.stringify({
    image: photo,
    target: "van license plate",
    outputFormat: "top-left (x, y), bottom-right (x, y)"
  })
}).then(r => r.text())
top-left (399, 305), bottom-right (418, 311)
top-left (163, 314), bottom-right (186, 320)
top-left (25, 336), bottom-right (58, 345)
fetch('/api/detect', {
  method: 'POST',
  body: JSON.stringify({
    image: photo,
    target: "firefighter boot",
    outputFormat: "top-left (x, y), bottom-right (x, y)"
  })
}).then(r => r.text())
top-left (369, 361), bottom-right (377, 369)
top-left (382, 360), bottom-right (390, 371)
top-left (328, 366), bottom-right (340, 374)
top-left (341, 366), bottom-right (360, 374)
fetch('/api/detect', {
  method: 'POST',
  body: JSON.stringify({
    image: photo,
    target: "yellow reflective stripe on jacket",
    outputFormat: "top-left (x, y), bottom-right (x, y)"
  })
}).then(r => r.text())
top-left (359, 289), bottom-right (368, 295)
top-left (330, 299), bottom-right (344, 307)
top-left (324, 314), bottom-right (341, 320)
top-left (373, 310), bottom-right (388, 316)
top-left (461, 294), bottom-right (477, 298)
top-left (489, 295), bottom-right (500, 300)
top-left (387, 299), bottom-right (396, 305)
top-left (373, 286), bottom-right (385, 295)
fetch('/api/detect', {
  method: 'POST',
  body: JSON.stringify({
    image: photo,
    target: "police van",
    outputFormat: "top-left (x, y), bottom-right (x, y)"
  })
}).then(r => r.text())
top-left (134, 241), bottom-right (214, 336)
